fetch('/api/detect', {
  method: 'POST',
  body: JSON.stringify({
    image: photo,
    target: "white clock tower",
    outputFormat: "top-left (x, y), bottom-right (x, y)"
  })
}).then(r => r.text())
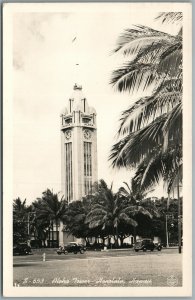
top-left (60, 84), bottom-right (97, 202)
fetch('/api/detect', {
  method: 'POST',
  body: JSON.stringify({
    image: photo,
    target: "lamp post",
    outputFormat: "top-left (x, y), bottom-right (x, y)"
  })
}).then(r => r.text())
top-left (165, 214), bottom-right (173, 248)
top-left (177, 176), bottom-right (182, 254)
top-left (165, 214), bottom-right (169, 248)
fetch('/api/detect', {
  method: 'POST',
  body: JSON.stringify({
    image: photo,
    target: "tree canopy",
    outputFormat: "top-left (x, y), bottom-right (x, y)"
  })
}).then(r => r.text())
top-left (110, 12), bottom-right (183, 194)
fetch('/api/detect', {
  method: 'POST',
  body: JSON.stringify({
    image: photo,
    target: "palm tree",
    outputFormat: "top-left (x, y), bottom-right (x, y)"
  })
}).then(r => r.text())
top-left (110, 12), bottom-right (183, 194)
top-left (63, 198), bottom-right (94, 244)
top-left (13, 198), bottom-right (29, 244)
top-left (32, 189), bottom-right (67, 247)
top-left (118, 180), bottom-right (159, 242)
top-left (28, 206), bottom-right (49, 248)
top-left (86, 180), bottom-right (141, 246)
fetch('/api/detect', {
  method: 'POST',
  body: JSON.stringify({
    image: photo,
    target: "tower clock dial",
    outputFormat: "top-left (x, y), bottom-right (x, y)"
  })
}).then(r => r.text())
top-left (65, 130), bottom-right (71, 140)
top-left (83, 129), bottom-right (91, 140)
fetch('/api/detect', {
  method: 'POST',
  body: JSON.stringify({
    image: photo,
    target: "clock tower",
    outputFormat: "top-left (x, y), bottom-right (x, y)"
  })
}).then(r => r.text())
top-left (60, 84), bottom-right (97, 202)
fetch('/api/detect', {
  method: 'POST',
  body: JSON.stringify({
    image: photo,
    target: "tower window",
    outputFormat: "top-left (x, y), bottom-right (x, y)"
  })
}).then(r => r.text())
top-left (65, 142), bottom-right (73, 202)
top-left (84, 142), bottom-right (92, 195)
top-left (69, 99), bottom-right (74, 112)
top-left (82, 117), bottom-right (91, 124)
top-left (65, 117), bottom-right (72, 124)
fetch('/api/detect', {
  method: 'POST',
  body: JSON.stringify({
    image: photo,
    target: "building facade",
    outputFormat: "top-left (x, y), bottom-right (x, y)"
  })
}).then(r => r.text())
top-left (60, 83), bottom-right (98, 202)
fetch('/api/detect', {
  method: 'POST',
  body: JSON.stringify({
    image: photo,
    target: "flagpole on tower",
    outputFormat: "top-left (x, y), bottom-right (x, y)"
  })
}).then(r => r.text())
top-left (72, 36), bottom-right (80, 85)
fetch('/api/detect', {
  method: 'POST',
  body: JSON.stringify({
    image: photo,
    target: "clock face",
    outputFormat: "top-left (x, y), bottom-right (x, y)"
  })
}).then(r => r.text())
top-left (65, 130), bottom-right (71, 140)
top-left (83, 129), bottom-right (91, 140)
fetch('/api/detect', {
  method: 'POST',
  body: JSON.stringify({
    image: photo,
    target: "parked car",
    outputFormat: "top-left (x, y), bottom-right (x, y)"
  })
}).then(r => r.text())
top-left (57, 242), bottom-right (86, 255)
top-left (86, 243), bottom-right (104, 251)
top-left (134, 239), bottom-right (162, 252)
top-left (13, 243), bottom-right (32, 256)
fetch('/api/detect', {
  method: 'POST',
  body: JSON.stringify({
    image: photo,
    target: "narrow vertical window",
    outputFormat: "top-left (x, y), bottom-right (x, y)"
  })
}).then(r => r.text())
top-left (65, 142), bottom-right (73, 202)
top-left (84, 142), bottom-right (92, 195)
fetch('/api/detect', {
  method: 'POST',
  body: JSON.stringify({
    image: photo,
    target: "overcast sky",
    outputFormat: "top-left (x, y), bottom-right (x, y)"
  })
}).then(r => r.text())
top-left (12, 8), bottom-right (180, 204)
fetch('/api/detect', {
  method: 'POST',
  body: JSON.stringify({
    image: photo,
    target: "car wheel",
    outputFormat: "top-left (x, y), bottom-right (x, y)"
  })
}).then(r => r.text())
top-left (151, 249), bottom-right (154, 251)
top-left (135, 249), bottom-right (139, 252)
top-left (64, 250), bottom-right (68, 255)
top-left (143, 248), bottom-right (147, 252)
top-left (74, 252), bottom-right (78, 254)
top-left (80, 249), bottom-right (84, 254)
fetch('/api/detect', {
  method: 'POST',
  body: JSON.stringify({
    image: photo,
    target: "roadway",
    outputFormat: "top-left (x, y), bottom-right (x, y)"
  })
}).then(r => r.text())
top-left (13, 248), bottom-right (182, 287)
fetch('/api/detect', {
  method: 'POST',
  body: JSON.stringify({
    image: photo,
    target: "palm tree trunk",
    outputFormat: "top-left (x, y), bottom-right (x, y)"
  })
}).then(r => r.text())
top-left (177, 175), bottom-right (182, 254)
top-left (85, 237), bottom-right (90, 247)
top-left (167, 193), bottom-right (170, 210)
top-left (48, 226), bottom-right (50, 248)
top-left (56, 218), bottom-right (59, 248)
top-left (133, 226), bottom-right (137, 243)
top-left (163, 131), bottom-right (168, 152)
top-left (120, 236), bottom-right (124, 247)
top-left (115, 223), bottom-right (119, 247)
top-left (52, 221), bottom-right (54, 248)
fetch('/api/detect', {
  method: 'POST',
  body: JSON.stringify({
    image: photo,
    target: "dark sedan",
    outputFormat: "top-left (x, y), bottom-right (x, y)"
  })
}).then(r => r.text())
top-left (57, 242), bottom-right (86, 255)
top-left (134, 239), bottom-right (162, 252)
top-left (13, 243), bottom-right (32, 256)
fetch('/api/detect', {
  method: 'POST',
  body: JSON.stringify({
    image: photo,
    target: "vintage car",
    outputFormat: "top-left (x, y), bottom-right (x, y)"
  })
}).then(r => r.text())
top-left (57, 242), bottom-right (86, 255)
top-left (134, 239), bottom-right (162, 252)
top-left (13, 243), bottom-right (32, 256)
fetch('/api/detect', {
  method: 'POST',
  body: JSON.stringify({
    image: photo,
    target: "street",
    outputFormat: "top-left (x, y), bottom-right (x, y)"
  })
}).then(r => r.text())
top-left (13, 248), bottom-right (182, 287)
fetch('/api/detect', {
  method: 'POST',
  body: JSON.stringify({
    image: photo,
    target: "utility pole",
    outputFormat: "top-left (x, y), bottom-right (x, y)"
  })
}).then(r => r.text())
top-left (165, 214), bottom-right (169, 248)
top-left (177, 175), bottom-right (182, 254)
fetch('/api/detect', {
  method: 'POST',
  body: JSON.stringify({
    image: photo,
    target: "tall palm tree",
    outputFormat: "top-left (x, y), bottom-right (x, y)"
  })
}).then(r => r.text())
top-left (63, 198), bottom-right (93, 242)
top-left (33, 189), bottom-right (67, 247)
top-left (13, 198), bottom-right (29, 244)
top-left (118, 180), bottom-right (159, 242)
top-left (85, 180), bottom-right (148, 246)
top-left (110, 12), bottom-right (183, 193)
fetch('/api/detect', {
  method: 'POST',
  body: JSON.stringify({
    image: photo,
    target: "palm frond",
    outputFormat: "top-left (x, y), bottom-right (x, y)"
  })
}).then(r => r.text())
top-left (110, 114), bottom-right (167, 168)
top-left (134, 146), bottom-right (182, 193)
top-left (163, 102), bottom-right (182, 136)
top-left (122, 206), bottom-right (139, 215)
top-left (118, 79), bottom-right (182, 136)
top-left (135, 37), bottom-right (181, 66)
top-left (88, 219), bottom-right (104, 229)
top-left (118, 186), bottom-right (130, 198)
top-left (113, 25), bottom-right (176, 55)
top-left (155, 12), bottom-right (183, 24)
top-left (140, 152), bottom-right (164, 190)
top-left (118, 213), bottom-right (138, 227)
top-left (110, 62), bottom-right (157, 93)
top-left (167, 163), bottom-right (183, 193)
top-left (158, 42), bottom-right (182, 77)
top-left (137, 206), bottom-right (153, 218)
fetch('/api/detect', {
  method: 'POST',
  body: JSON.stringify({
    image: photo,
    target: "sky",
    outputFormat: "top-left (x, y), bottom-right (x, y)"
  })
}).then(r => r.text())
top-left (12, 8), bottom-right (180, 204)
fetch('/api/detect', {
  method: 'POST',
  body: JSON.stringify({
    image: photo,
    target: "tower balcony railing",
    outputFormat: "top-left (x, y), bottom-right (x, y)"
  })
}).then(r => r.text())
top-left (82, 122), bottom-right (95, 127)
top-left (61, 123), bottom-right (73, 129)
top-left (61, 122), bottom-right (96, 129)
